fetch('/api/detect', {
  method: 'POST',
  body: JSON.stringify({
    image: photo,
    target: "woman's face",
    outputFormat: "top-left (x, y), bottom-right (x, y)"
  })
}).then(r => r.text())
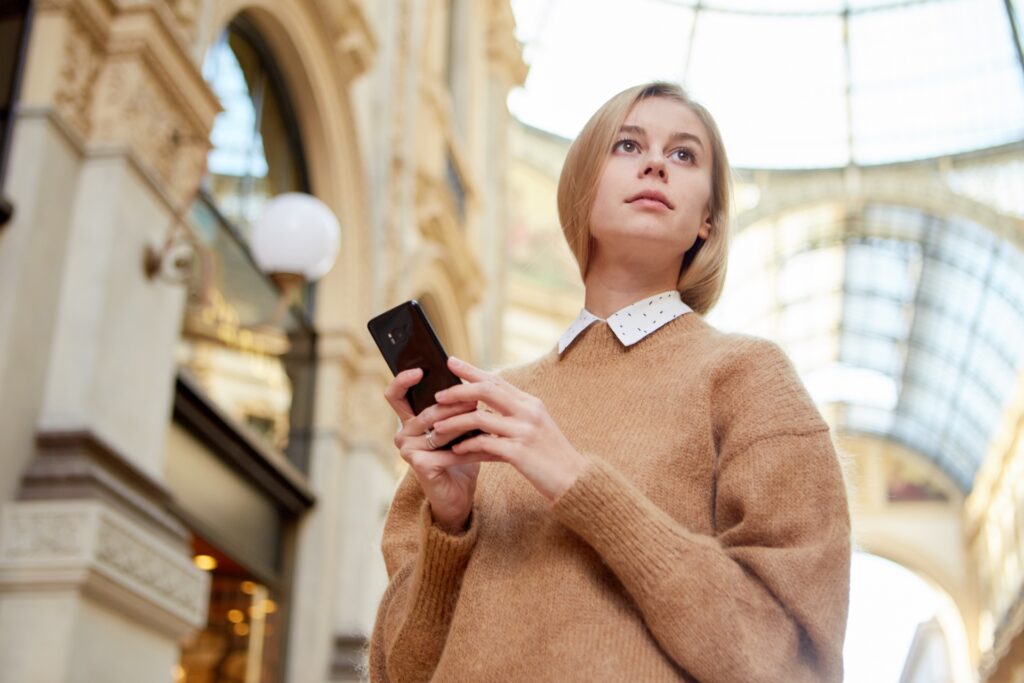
top-left (588, 97), bottom-right (713, 265)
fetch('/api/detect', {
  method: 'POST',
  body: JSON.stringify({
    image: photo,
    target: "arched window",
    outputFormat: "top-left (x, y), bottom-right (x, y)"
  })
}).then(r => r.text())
top-left (201, 18), bottom-right (308, 238)
top-left (180, 16), bottom-right (317, 464)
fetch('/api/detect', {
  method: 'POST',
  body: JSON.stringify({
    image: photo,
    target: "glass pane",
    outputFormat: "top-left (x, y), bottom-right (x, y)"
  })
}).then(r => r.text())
top-left (719, 200), bottom-right (1024, 489)
top-left (840, 332), bottom-right (903, 378)
top-left (843, 294), bottom-right (907, 340)
top-left (203, 29), bottom-right (306, 238)
top-left (687, 11), bottom-right (848, 168)
top-left (510, 0), bottom-right (1024, 168)
top-left (849, 0), bottom-right (1024, 163)
top-left (507, 0), bottom-right (695, 138)
top-left (701, 0), bottom-right (845, 12)
top-left (778, 248), bottom-right (844, 303)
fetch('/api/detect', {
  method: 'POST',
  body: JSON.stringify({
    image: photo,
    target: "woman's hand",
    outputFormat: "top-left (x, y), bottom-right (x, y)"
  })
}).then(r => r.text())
top-left (431, 357), bottom-right (588, 501)
top-left (385, 368), bottom-right (480, 534)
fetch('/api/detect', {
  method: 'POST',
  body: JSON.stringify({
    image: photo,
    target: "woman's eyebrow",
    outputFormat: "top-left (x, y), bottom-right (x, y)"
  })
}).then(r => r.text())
top-left (619, 125), bottom-right (646, 139)
top-left (668, 131), bottom-right (705, 150)
top-left (619, 125), bottom-right (705, 150)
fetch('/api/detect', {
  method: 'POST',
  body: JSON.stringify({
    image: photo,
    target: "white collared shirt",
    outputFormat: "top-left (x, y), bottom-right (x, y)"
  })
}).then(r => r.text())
top-left (558, 290), bottom-right (693, 355)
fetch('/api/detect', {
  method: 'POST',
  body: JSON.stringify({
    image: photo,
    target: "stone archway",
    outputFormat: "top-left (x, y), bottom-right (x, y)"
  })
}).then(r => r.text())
top-left (844, 433), bottom-right (978, 681)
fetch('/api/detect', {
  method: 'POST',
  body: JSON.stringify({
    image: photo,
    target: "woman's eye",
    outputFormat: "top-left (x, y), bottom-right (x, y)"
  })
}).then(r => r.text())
top-left (673, 148), bottom-right (695, 163)
top-left (614, 139), bottom-right (639, 153)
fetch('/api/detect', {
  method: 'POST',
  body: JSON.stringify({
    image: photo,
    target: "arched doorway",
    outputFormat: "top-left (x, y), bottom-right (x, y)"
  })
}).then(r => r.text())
top-left (846, 552), bottom-right (973, 683)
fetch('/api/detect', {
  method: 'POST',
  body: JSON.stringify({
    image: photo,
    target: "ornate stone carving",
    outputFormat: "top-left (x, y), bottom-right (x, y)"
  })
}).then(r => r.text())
top-left (3, 509), bottom-right (88, 558)
top-left (90, 57), bottom-right (209, 205)
top-left (170, 0), bottom-right (200, 37)
top-left (0, 501), bottom-right (209, 633)
top-left (95, 515), bottom-right (205, 618)
top-left (53, 12), bottom-right (104, 140)
top-left (45, 2), bottom-right (215, 206)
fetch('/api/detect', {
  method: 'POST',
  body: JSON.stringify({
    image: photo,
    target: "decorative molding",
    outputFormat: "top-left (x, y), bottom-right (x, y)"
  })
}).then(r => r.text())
top-left (314, 0), bottom-right (378, 78)
top-left (20, 429), bottom-right (190, 545)
top-left (3, 508), bottom-right (90, 558)
top-left (94, 513), bottom-right (200, 613)
top-left (42, 0), bottom-right (219, 207)
top-left (485, 0), bottom-right (527, 86)
top-left (414, 168), bottom-right (484, 309)
top-left (0, 500), bottom-right (209, 639)
top-left (89, 55), bottom-right (209, 206)
top-left (169, 0), bottom-right (200, 39)
top-left (53, 9), bottom-right (104, 140)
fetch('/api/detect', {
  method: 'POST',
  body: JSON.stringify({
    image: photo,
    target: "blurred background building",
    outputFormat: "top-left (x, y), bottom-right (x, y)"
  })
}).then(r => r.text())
top-left (0, 0), bottom-right (523, 681)
top-left (0, 0), bottom-right (1021, 682)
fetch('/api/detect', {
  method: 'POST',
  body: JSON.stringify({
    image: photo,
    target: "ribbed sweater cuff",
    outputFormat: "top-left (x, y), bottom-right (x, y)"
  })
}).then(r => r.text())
top-left (407, 502), bottom-right (479, 623)
top-left (552, 455), bottom-right (718, 593)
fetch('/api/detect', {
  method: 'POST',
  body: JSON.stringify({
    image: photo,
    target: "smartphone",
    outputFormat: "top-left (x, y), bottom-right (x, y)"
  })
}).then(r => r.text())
top-left (367, 300), bottom-right (482, 447)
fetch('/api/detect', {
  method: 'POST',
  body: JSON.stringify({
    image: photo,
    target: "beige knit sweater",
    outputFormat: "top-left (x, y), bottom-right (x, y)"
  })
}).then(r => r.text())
top-left (369, 313), bottom-right (851, 682)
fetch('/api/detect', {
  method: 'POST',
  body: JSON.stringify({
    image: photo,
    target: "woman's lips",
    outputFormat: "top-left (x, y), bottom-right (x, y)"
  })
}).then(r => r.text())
top-left (626, 190), bottom-right (673, 209)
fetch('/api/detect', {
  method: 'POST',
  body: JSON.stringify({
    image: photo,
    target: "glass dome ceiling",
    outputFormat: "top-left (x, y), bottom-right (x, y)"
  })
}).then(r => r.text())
top-left (510, 0), bottom-right (1024, 168)
top-left (709, 203), bottom-right (1024, 491)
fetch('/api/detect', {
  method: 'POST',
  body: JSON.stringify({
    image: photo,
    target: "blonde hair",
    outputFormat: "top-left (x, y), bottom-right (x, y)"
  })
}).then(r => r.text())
top-left (556, 82), bottom-right (731, 315)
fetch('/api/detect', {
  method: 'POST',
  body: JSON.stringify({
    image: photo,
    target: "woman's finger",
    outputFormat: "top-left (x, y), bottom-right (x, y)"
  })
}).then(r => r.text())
top-left (416, 399), bottom-right (479, 425)
top-left (446, 356), bottom-right (489, 381)
top-left (433, 409), bottom-right (511, 441)
top-left (437, 358), bottom-right (522, 415)
top-left (434, 380), bottom-right (520, 416)
top-left (383, 368), bottom-right (423, 422)
top-left (450, 433), bottom-right (515, 460)
top-left (404, 400), bottom-right (478, 437)
top-left (406, 447), bottom-right (502, 471)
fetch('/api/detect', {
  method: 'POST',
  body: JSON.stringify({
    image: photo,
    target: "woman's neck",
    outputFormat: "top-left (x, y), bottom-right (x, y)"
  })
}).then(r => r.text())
top-left (582, 261), bottom-right (679, 319)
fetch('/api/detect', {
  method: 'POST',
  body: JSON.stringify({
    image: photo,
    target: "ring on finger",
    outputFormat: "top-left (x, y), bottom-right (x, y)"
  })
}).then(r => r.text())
top-left (425, 428), bottom-right (438, 450)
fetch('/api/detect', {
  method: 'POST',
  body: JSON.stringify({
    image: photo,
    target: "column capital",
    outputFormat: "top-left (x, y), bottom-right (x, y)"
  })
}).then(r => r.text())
top-left (27, 0), bottom-right (220, 207)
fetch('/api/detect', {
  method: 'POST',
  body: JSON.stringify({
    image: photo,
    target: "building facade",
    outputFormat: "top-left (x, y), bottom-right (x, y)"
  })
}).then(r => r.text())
top-left (0, 1), bottom-right (524, 681)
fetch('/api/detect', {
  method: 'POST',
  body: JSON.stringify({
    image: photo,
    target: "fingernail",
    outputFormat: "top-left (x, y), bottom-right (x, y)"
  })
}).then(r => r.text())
top-left (449, 356), bottom-right (462, 367)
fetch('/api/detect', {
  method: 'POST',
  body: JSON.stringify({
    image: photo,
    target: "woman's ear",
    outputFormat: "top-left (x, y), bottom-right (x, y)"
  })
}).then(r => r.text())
top-left (698, 210), bottom-right (712, 240)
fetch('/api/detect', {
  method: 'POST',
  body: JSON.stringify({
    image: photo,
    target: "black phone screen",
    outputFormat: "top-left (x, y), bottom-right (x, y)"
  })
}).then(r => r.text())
top-left (367, 300), bottom-right (483, 446)
top-left (368, 300), bottom-right (457, 414)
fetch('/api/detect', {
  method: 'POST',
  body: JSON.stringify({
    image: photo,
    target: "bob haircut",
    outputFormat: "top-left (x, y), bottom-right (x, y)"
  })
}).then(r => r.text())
top-left (556, 82), bottom-right (731, 315)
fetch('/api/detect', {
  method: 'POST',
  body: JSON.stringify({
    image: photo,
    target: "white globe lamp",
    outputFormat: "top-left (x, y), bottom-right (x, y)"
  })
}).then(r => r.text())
top-left (251, 193), bottom-right (341, 319)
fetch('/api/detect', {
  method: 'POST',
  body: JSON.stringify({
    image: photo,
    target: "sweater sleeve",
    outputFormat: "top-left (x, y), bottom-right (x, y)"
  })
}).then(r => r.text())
top-left (368, 470), bottom-right (480, 683)
top-left (550, 338), bottom-right (851, 683)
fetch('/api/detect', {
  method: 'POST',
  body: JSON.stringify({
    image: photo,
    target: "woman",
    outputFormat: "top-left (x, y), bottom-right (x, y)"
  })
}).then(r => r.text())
top-left (369, 82), bottom-right (851, 682)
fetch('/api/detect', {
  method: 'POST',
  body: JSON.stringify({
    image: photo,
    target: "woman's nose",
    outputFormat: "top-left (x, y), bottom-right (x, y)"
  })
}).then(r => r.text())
top-left (642, 156), bottom-right (666, 179)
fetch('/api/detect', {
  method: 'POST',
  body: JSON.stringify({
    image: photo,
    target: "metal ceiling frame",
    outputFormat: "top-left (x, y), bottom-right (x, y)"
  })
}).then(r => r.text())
top-left (724, 203), bottom-right (1024, 491)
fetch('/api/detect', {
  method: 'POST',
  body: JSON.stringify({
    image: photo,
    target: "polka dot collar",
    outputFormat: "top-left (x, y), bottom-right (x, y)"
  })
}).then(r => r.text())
top-left (557, 290), bottom-right (693, 355)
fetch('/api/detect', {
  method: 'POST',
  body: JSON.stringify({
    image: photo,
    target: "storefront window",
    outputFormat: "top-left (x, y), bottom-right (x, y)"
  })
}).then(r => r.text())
top-left (178, 539), bottom-right (282, 683)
